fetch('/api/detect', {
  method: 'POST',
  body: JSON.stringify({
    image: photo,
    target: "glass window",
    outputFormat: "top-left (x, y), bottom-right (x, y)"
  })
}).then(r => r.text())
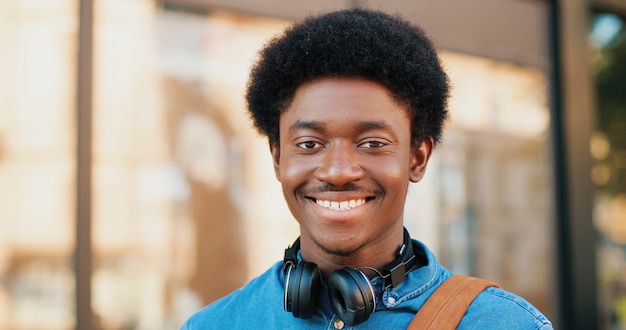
top-left (0, 0), bottom-right (78, 329)
top-left (589, 11), bottom-right (626, 330)
top-left (92, 2), bottom-right (290, 327)
top-left (407, 51), bottom-right (555, 319)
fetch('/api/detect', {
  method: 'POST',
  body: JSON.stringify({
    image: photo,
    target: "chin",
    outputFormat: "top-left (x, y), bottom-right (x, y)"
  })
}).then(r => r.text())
top-left (315, 237), bottom-right (363, 257)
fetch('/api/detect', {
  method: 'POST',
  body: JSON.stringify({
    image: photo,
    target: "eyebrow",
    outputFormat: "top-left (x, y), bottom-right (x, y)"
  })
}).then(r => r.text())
top-left (355, 120), bottom-right (393, 131)
top-left (288, 120), bottom-right (325, 132)
top-left (288, 119), bottom-right (394, 133)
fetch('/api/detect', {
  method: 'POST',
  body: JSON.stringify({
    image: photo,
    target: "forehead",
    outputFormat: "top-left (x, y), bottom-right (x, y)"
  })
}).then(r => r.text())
top-left (281, 77), bottom-right (410, 130)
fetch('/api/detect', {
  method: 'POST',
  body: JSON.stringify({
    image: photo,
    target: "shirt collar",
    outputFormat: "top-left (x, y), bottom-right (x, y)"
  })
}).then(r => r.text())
top-left (372, 240), bottom-right (440, 309)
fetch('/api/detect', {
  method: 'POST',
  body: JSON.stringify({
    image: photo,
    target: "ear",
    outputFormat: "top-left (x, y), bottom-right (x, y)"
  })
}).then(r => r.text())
top-left (269, 141), bottom-right (282, 182)
top-left (409, 137), bottom-right (434, 183)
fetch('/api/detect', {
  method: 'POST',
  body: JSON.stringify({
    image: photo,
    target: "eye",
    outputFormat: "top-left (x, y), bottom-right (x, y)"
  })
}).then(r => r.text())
top-left (358, 140), bottom-right (387, 149)
top-left (296, 141), bottom-right (324, 150)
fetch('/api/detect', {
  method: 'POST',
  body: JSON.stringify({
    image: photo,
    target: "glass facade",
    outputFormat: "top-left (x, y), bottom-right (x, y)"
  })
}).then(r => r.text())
top-left (434, 52), bottom-right (554, 317)
top-left (90, 3), bottom-right (291, 328)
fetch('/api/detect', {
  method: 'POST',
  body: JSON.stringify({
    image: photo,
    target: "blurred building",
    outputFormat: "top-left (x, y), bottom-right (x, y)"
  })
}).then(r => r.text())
top-left (0, 0), bottom-right (624, 329)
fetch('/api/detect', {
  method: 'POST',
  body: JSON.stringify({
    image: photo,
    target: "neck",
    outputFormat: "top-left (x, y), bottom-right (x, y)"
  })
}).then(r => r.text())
top-left (287, 227), bottom-right (409, 279)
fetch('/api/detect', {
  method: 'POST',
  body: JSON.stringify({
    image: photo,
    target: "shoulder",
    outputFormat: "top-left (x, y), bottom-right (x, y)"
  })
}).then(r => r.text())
top-left (460, 286), bottom-right (553, 329)
top-left (180, 262), bottom-right (286, 329)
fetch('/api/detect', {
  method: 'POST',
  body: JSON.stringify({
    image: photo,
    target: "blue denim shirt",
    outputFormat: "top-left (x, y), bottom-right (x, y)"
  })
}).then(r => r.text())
top-left (181, 240), bottom-right (553, 329)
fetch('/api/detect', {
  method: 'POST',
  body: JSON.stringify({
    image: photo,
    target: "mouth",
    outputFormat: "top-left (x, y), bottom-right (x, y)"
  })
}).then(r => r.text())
top-left (306, 197), bottom-right (375, 211)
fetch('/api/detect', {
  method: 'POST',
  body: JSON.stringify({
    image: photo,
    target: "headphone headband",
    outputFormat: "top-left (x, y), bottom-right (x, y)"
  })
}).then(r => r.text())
top-left (283, 238), bottom-right (300, 273)
top-left (283, 228), bottom-right (417, 288)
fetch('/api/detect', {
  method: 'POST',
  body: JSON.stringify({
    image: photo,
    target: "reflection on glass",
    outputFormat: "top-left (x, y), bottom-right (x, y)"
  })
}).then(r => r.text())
top-left (589, 11), bottom-right (626, 330)
top-left (0, 0), bottom-right (77, 329)
top-left (439, 52), bottom-right (553, 317)
top-left (92, 2), bottom-right (290, 328)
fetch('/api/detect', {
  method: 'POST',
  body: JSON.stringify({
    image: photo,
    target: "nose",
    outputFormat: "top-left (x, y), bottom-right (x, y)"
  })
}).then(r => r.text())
top-left (314, 143), bottom-right (365, 186)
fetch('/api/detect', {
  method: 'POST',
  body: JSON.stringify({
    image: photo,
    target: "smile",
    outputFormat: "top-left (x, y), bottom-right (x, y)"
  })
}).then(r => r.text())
top-left (314, 198), bottom-right (368, 211)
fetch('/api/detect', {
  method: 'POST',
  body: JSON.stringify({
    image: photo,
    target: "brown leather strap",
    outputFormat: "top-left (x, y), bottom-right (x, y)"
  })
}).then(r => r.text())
top-left (407, 275), bottom-right (500, 330)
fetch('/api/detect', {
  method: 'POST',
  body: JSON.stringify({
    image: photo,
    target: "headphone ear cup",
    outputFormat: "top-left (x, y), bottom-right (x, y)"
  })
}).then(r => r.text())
top-left (327, 268), bottom-right (376, 326)
top-left (284, 261), bottom-right (320, 319)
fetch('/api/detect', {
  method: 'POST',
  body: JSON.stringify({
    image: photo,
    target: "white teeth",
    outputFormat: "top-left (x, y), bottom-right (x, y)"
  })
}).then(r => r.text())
top-left (316, 199), bottom-right (367, 211)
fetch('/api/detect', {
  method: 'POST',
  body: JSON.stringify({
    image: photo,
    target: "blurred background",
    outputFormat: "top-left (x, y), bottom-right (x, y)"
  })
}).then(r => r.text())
top-left (0, 0), bottom-right (624, 329)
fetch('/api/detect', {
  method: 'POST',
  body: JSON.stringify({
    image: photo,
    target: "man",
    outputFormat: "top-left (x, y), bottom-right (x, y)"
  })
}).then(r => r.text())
top-left (182, 8), bottom-right (553, 329)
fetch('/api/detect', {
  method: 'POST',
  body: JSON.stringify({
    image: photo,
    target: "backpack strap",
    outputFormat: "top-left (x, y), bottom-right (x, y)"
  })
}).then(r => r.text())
top-left (407, 275), bottom-right (500, 330)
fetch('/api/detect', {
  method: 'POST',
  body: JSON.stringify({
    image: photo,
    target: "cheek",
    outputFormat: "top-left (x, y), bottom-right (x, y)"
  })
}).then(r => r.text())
top-left (369, 154), bottom-right (407, 175)
top-left (365, 157), bottom-right (411, 189)
top-left (381, 171), bottom-right (408, 192)
top-left (279, 156), bottom-right (316, 186)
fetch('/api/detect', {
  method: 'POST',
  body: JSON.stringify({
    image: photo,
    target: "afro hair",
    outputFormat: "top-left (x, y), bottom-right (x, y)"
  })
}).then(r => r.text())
top-left (245, 8), bottom-right (449, 147)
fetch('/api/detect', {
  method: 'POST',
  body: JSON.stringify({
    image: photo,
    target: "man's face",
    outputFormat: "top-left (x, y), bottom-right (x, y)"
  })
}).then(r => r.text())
top-left (271, 77), bottom-right (432, 258)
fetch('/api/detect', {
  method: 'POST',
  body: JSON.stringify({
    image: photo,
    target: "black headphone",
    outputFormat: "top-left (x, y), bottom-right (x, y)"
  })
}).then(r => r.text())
top-left (283, 228), bottom-right (420, 326)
